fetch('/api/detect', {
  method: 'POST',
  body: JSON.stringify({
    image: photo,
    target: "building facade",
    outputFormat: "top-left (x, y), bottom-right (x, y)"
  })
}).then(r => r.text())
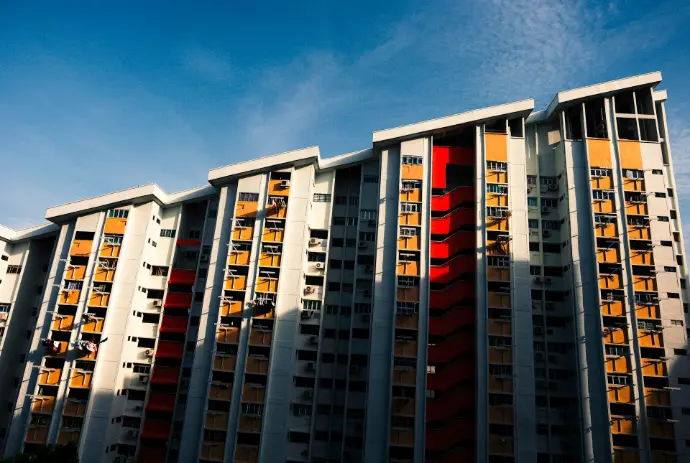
top-left (0, 71), bottom-right (688, 463)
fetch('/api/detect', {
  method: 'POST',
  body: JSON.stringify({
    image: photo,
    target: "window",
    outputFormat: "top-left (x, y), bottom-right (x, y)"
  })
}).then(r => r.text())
top-left (594, 214), bottom-right (616, 224)
top-left (234, 218), bottom-right (255, 229)
top-left (397, 276), bottom-right (417, 288)
top-left (671, 210), bottom-right (677, 219)
top-left (543, 220), bottom-right (560, 231)
top-left (529, 242), bottom-right (540, 252)
top-left (487, 207), bottom-right (509, 218)
top-left (527, 175), bottom-right (537, 185)
top-left (592, 190), bottom-right (615, 200)
top-left (487, 161), bottom-right (507, 172)
top-left (303, 300), bottom-right (321, 312)
top-left (238, 192), bottom-right (259, 202)
top-left (307, 252), bottom-right (326, 262)
top-left (328, 282), bottom-right (340, 291)
top-left (671, 320), bottom-right (684, 327)
top-left (363, 175), bottom-right (379, 183)
top-left (401, 180), bottom-right (421, 191)
top-left (359, 232), bottom-right (375, 242)
top-left (107, 209), bottom-right (129, 219)
top-left (540, 176), bottom-right (557, 188)
top-left (345, 239), bottom-right (356, 247)
top-left (530, 266), bottom-right (541, 276)
top-left (540, 198), bottom-right (558, 208)
top-left (188, 230), bottom-right (201, 239)
top-left (674, 349), bottom-right (687, 356)
top-left (654, 192), bottom-right (667, 198)
top-left (354, 303), bottom-right (371, 314)
top-left (401, 156), bottom-right (422, 165)
top-left (0, 304), bottom-right (10, 313)
top-left (313, 194), bottom-right (331, 202)
top-left (396, 301), bottom-right (419, 314)
top-left (133, 363), bottom-right (151, 374)
top-left (664, 266), bottom-right (676, 273)
top-left (151, 266), bottom-right (168, 277)
top-left (657, 216), bottom-right (669, 222)
top-left (488, 256), bottom-right (509, 267)
top-left (329, 259), bottom-right (341, 269)
top-left (591, 168), bottom-right (610, 178)
top-left (349, 197), bottom-right (359, 206)
top-left (528, 219), bottom-right (539, 229)
top-left (607, 374), bottom-right (631, 385)
top-left (528, 197), bottom-right (538, 207)
top-left (333, 217), bottom-right (345, 226)
top-left (400, 203), bottom-right (419, 213)
top-left (6, 266), bottom-right (22, 275)
top-left (242, 403), bottom-right (264, 416)
top-left (623, 169), bottom-right (644, 179)
top-left (346, 217), bottom-right (358, 226)
top-left (160, 229), bottom-right (176, 238)
top-left (360, 209), bottom-right (376, 220)
top-left (668, 293), bottom-right (680, 299)
top-left (331, 238), bottom-right (343, 247)
top-left (487, 184), bottom-right (508, 195)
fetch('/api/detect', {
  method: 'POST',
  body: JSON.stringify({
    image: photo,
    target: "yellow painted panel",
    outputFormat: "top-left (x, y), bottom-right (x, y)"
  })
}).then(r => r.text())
top-left (619, 140), bottom-right (643, 170)
top-left (213, 354), bottom-right (236, 372)
top-left (205, 411), bottom-right (229, 430)
top-left (255, 278), bottom-right (277, 293)
top-left (31, 396), bottom-right (55, 414)
top-left (25, 425), bottom-right (49, 444)
top-left (636, 305), bottom-right (660, 319)
top-left (488, 292), bottom-right (510, 308)
top-left (93, 267), bottom-right (115, 282)
top-left (625, 202), bottom-right (648, 215)
top-left (628, 226), bottom-right (650, 240)
top-left (599, 273), bottom-right (622, 289)
top-left (648, 419), bottom-right (674, 438)
top-left (395, 313), bottom-right (418, 330)
top-left (488, 375), bottom-right (513, 393)
top-left (487, 240), bottom-right (510, 256)
top-left (398, 235), bottom-right (420, 250)
top-left (588, 139), bottom-right (612, 168)
top-left (225, 275), bottom-right (247, 291)
top-left (611, 417), bottom-right (636, 434)
top-left (234, 445), bottom-right (259, 463)
top-left (487, 267), bottom-right (510, 281)
top-left (487, 319), bottom-right (511, 336)
top-left (645, 388), bottom-right (670, 407)
top-left (52, 315), bottom-right (74, 331)
top-left (396, 287), bottom-right (419, 302)
top-left (399, 211), bottom-right (421, 226)
top-left (229, 250), bottom-right (250, 265)
top-left (232, 227), bottom-right (253, 241)
top-left (242, 385), bottom-right (266, 403)
top-left (604, 328), bottom-right (627, 345)
top-left (639, 332), bottom-right (663, 349)
top-left (486, 170), bottom-right (508, 183)
top-left (651, 451), bottom-right (676, 463)
top-left (238, 415), bottom-right (262, 433)
top-left (401, 164), bottom-right (423, 180)
top-left (488, 347), bottom-right (512, 364)
top-left (613, 448), bottom-right (640, 463)
top-left (82, 318), bottom-right (103, 334)
top-left (235, 201), bottom-right (258, 218)
top-left (265, 205), bottom-right (287, 219)
top-left (591, 176), bottom-right (612, 190)
top-left (59, 289), bottom-right (81, 305)
top-left (623, 179), bottom-right (645, 191)
top-left (633, 277), bottom-right (657, 292)
top-left (262, 228), bottom-right (284, 243)
top-left (597, 248), bottom-right (620, 263)
top-left (487, 217), bottom-right (509, 231)
top-left (38, 369), bottom-right (61, 386)
top-left (641, 358), bottom-right (667, 376)
top-left (104, 218), bottom-right (127, 235)
top-left (486, 133), bottom-right (508, 162)
top-left (221, 300), bottom-right (243, 317)
top-left (394, 340), bottom-right (417, 357)
top-left (69, 240), bottom-right (92, 257)
top-left (391, 398), bottom-right (415, 417)
top-left (259, 252), bottom-right (280, 267)
top-left (400, 189), bottom-right (421, 202)
top-left (631, 251), bottom-right (653, 265)
top-left (249, 328), bottom-right (272, 346)
top-left (389, 428), bottom-right (414, 446)
top-left (200, 442), bottom-right (225, 462)
top-left (608, 385), bottom-right (633, 403)
top-left (65, 265), bottom-right (86, 280)
top-left (70, 370), bottom-right (92, 388)
top-left (88, 293), bottom-right (110, 307)
top-left (267, 179), bottom-right (290, 197)
top-left (606, 357), bottom-right (630, 373)
top-left (595, 223), bottom-right (617, 238)
top-left (488, 406), bottom-right (513, 425)
top-left (593, 199), bottom-right (615, 213)
top-left (209, 382), bottom-right (232, 401)
top-left (216, 326), bottom-right (240, 344)
top-left (63, 399), bottom-right (87, 417)
top-left (100, 243), bottom-right (121, 258)
top-left (487, 194), bottom-right (508, 207)
top-left (601, 301), bottom-right (624, 316)
top-left (397, 261), bottom-right (419, 276)
top-left (56, 429), bottom-right (80, 445)
top-left (246, 356), bottom-right (269, 374)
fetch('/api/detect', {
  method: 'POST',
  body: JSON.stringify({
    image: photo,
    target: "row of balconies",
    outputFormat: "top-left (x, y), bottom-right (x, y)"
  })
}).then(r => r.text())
top-left (69, 239), bottom-right (122, 259)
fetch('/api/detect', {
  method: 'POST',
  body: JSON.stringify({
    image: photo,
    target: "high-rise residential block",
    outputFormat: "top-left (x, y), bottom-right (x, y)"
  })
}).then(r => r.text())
top-left (0, 71), bottom-right (688, 463)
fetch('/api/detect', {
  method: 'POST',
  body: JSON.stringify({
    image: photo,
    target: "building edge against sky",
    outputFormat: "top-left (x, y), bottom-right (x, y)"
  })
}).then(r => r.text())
top-left (0, 71), bottom-right (689, 463)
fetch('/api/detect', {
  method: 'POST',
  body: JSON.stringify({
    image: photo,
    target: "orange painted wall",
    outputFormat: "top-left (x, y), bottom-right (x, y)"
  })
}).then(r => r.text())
top-left (588, 139), bottom-right (612, 168)
top-left (619, 140), bottom-right (642, 169)
top-left (485, 133), bottom-right (508, 162)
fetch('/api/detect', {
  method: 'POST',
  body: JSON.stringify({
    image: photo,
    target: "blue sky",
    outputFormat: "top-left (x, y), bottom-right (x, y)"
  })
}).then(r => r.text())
top-left (1, 0), bottom-right (690, 232)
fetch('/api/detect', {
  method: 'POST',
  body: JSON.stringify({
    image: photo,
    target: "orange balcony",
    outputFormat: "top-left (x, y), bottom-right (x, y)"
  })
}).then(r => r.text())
top-left (486, 169), bottom-right (508, 184)
top-left (625, 202), bottom-right (648, 216)
top-left (608, 385), bottom-right (633, 404)
top-left (57, 428), bottom-right (80, 445)
top-left (82, 317), bottom-right (104, 334)
top-left (396, 286), bottom-right (419, 302)
top-left (398, 235), bottom-right (420, 250)
top-left (208, 382), bottom-right (232, 401)
top-left (588, 139), bottom-right (612, 168)
top-left (205, 411), bottom-right (229, 430)
top-left (31, 396), bottom-right (55, 414)
top-left (597, 248), bottom-right (620, 263)
top-left (644, 388), bottom-right (670, 407)
top-left (633, 277), bottom-right (656, 292)
top-left (265, 204), bottom-right (287, 219)
top-left (595, 223), bottom-right (617, 238)
top-left (601, 300), bottom-right (624, 316)
top-left (638, 331), bottom-right (663, 348)
top-left (249, 328), bottom-right (272, 346)
top-left (69, 240), bottom-right (92, 258)
top-left (93, 267), bottom-right (116, 282)
top-left (488, 406), bottom-right (513, 425)
top-left (65, 265), bottom-right (86, 280)
top-left (59, 289), bottom-right (81, 305)
top-left (229, 250), bottom-right (250, 265)
top-left (648, 419), bottom-right (674, 439)
top-left (262, 227), bottom-right (284, 243)
top-left (488, 319), bottom-right (511, 336)
top-left (486, 133), bottom-right (508, 162)
top-left (52, 315), bottom-right (74, 332)
top-left (389, 428), bottom-right (414, 447)
top-left (268, 179), bottom-right (290, 197)
top-left (245, 356), bottom-right (269, 374)
top-left (401, 164), bottom-right (423, 181)
top-left (631, 250), bottom-right (653, 265)
top-left (391, 398), bottom-right (415, 417)
top-left (623, 179), bottom-right (645, 192)
top-left (392, 368), bottom-right (416, 387)
top-left (487, 267), bottom-right (510, 281)
top-left (232, 227), bottom-right (253, 241)
top-left (63, 399), bottom-right (87, 417)
top-left (399, 211), bottom-right (421, 226)
top-left (641, 359), bottom-right (666, 376)
top-left (395, 313), bottom-right (418, 330)
top-left (216, 326), bottom-right (240, 344)
top-left (488, 291), bottom-right (510, 309)
top-left (213, 354), bottom-right (237, 372)
top-left (637, 304), bottom-right (660, 319)
top-left (487, 239), bottom-right (509, 256)
top-left (487, 216), bottom-right (509, 232)
top-left (238, 414), bottom-right (262, 433)
top-left (613, 447), bottom-right (640, 463)
top-left (488, 347), bottom-right (512, 364)
top-left (46, 341), bottom-right (68, 356)
top-left (38, 368), bottom-right (61, 386)
top-left (599, 273), bottom-right (622, 289)
top-left (593, 199), bottom-right (615, 213)
top-left (225, 275), bottom-right (247, 291)
top-left (88, 293), bottom-right (110, 307)
top-left (200, 442), bottom-right (225, 462)
top-left (259, 252), bottom-right (280, 267)
top-left (611, 416), bottom-right (636, 434)
top-left (400, 188), bottom-right (421, 203)
top-left (488, 375), bottom-right (513, 394)
top-left (220, 300), bottom-right (243, 317)
top-left (604, 328), bottom-right (627, 345)
top-left (235, 444), bottom-right (259, 463)
top-left (255, 277), bottom-right (277, 293)
top-left (628, 225), bottom-right (651, 240)
top-left (70, 370), bottom-right (93, 388)
top-left (99, 242), bottom-right (121, 258)
top-left (488, 435), bottom-right (514, 456)
top-left (591, 176), bottom-right (612, 190)
top-left (242, 384), bottom-right (266, 403)
top-left (397, 260), bottom-right (419, 276)
top-left (487, 192), bottom-right (508, 207)
top-left (235, 201), bottom-right (258, 219)
top-left (394, 340), bottom-right (417, 358)
top-left (25, 423), bottom-right (49, 444)
top-left (104, 217), bottom-right (127, 235)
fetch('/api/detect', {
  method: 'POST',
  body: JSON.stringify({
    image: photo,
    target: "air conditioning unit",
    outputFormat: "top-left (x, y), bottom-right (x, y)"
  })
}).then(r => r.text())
top-left (542, 229), bottom-right (551, 237)
top-left (144, 349), bottom-right (153, 358)
top-left (304, 286), bottom-right (315, 295)
top-left (541, 207), bottom-right (551, 214)
top-left (306, 362), bottom-right (315, 371)
top-left (358, 242), bottom-right (367, 249)
top-left (315, 262), bottom-right (324, 269)
top-left (280, 179), bottom-right (291, 188)
top-left (139, 375), bottom-right (149, 384)
top-left (152, 299), bottom-right (162, 307)
top-left (309, 238), bottom-right (319, 246)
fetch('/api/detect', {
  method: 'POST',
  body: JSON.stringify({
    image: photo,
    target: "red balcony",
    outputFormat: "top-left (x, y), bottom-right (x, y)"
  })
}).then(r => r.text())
top-left (164, 292), bottom-right (193, 309)
top-left (137, 447), bottom-right (167, 463)
top-left (430, 255), bottom-right (475, 284)
top-left (160, 316), bottom-right (188, 334)
top-left (427, 361), bottom-right (474, 392)
top-left (140, 419), bottom-right (171, 440)
top-left (151, 366), bottom-right (180, 385)
top-left (430, 281), bottom-right (475, 309)
top-left (428, 332), bottom-right (474, 364)
top-left (432, 186), bottom-right (475, 212)
top-left (168, 269), bottom-right (196, 285)
top-left (432, 146), bottom-right (475, 189)
top-left (428, 308), bottom-right (474, 337)
top-left (146, 393), bottom-right (176, 413)
top-left (425, 416), bottom-right (474, 451)
top-left (155, 341), bottom-right (184, 360)
top-left (176, 239), bottom-right (201, 247)
top-left (430, 231), bottom-right (475, 260)
top-left (431, 208), bottom-right (475, 235)
top-left (426, 385), bottom-right (474, 421)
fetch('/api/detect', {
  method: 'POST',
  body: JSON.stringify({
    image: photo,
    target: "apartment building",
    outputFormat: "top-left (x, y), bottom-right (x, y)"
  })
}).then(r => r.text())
top-left (0, 71), bottom-right (688, 463)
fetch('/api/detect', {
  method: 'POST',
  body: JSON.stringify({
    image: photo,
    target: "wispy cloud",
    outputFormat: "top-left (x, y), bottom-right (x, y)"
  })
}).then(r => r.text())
top-left (182, 47), bottom-right (232, 83)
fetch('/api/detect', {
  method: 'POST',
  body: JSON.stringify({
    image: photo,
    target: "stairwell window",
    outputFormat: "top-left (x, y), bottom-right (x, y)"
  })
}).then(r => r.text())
top-left (313, 194), bottom-right (331, 202)
top-left (160, 229), bottom-right (176, 238)
top-left (402, 156), bottom-right (422, 165)
top-left (401, 180), bottom-right (421, 191)
top-left (6, 266), bottom-right (22, 275)
top-left (108, 209), bottom-right (129, 219)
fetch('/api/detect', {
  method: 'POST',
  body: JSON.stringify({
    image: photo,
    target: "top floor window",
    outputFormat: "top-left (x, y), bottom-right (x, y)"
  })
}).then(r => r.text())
top-left (402, 156), bottom-right (423, 165)
top-left (108, 209), bottom-right (129, 219)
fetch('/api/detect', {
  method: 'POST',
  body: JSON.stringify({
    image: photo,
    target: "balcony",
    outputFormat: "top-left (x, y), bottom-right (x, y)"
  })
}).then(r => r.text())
top-left (262, 227), bottom-right (284, 243)
top-left (63, 399), bottom-right (87, 417)
top-left (488, 291), bottom-right (510, 309)
top-left (395, 313), bottom-right (418, 330)
top-left (265, 202), bottom-right (287, 219)
top-left (82, 317), bottom-right (104, 334)
top-left (59, 289), bottom-right (80, 305)
top-left (488, 375), bottom-right (513, 394)
top-left (610, 416), bottom-right (636, 435)
top-left (601, 300), bottom-right (625, 316)
top-left (625, 202), bottom-right (648, 216)
top-left (52, 314), bottom-right (74, 332)
top-left (213, 354), bottom-right (237, 372)
top-left (69, 370), bottom-right (93, 388)
top-left (633, 277), bottom-right (657, 292)
top-left (487, 266), bottom-right (509, 282)
top-left (636, 304), bottom-right (660, 319)
top-left (234, 445), bottom-right (259, 463)
top-left (608, 385), bottom-right (633, 404)
top-left (394, 339), bottom-right (417, 358)
top-left (255, 277), bottom-right (277, 293)
top-left (235, 200), bottom-right (258, 219)
top-left (141, 419), bottom-right (171, 440)
top-left (88, 293), bottom-right (110, 308)
top-left (487, 239), bottom-right (509, 256)
top-left (488, 346), bottom-right (513, 364)
top-left (488, 435), bottom-right (514, 456)
top-left (268, 179), bottom-right (290, 197)
top-left (648, 419), bottom-right (674, 439)
top-left (151, 366), bottom-right (180, 385)
top-left (232, 227), bottom-right (254, 241)
top-left (25, 422), bottom-right (49, 444)
top-left (99, 242), bottom-right (121, 258)
top-left (599, 273), bottom-right (622, 290)
top-left (488, 319), bottom-right (511, 336)
top-left (401, 163), bottom-right (423, 181)
top-left (229, 250), bottom-right (250, 265)
top-left (104, 217), bottom-right (127, 235)
top-left (65, 265), bottom-right (86, 280)
top-left (398, 235), bottom-right (420, 251)
top-left (245, 355), bottom-right (269, 374)
top-left (400, 211), bottom-right (421, 226)
top-left (644, 388), bottom-right (670, 407)
top-left (638, 330), bottom-right (663, 348)
top-left (389, 428), bottom-right (414, 447)
top-left (168, 269), bottom-right (196, 285)
top-left (487, 190), bottom-right (508, 207)
top-left (259, 252), bottom-right (280, 267)
top-left (160, 316), bottom-right (188, 334)
top-left (606, 356), bottom-right (630, 374)
top-left (177, 238), bottom-right (202, 247)
top-left (155, 341), bottom-right (184, 360)
top-left (56, 428), bottom-right (80, 445)
top-left (31, 396), bottom-right (55, 414)
top-left (427, 383), bottom-right (474, 420)
top-left (641, 359), bottom-right (667, 377)
top-left (38, 368), bottom-right (61, 386)
top-left (400, 187), bottom-right (421, 203)
top-left (238, 414), bottom-right (262, 433)
top-left (488, 406), bottom-right (513, 425)
top-left (221, 300), bottom-right (243, 317)
top-left (164, 292), bottom-right (193, 309)
top-left (613, 448), bottom-right (640, 463)
top-left (396, 286), bottom-right (419, 302)
top-left (604, 328), bottom-right (628, 345)
top-left (628, 225), bottom-right (651, 240)
top-left (69, 239), bottom-right (92, 258)
top-left (391, 398), bottom-right (415, 417)
top-left (209, 382), bottom-right (232, 401)
top-left (200, 442), bottom-right (225, 462)
top-left (595, 223), bottom-right (618, 238)
top-left (397, 260), bottom-right (419, 277)
top-left (392, 368), bottom-right (416, 387)
top-left (592, 198), bottom-right (615, 214)
top-left (216, 325), bottom-right (240, 344)
top-left (591, 175), bottom-right (612, 190)
top-left (93, 267), bottom-right (115, 282)
top-left (597, 248), bottom-right (620, 263)
top-left (631, 250), bottom-right (654, 265)
top-left (249, 327), bottom-right (272, 346)
top-left (146, 393), bottom-right (176, 413)
top-left (242, 384), bottom-right (266, 403)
